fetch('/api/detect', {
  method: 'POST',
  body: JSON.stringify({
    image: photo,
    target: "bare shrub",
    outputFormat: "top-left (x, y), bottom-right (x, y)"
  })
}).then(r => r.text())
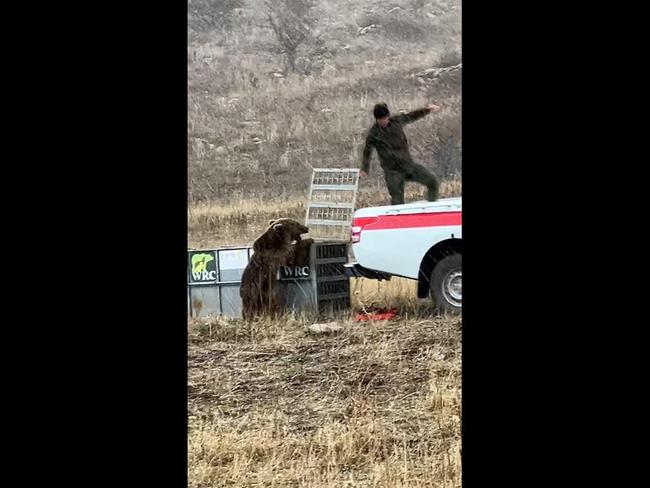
top-left (265, 0), bottom-right (318, 75)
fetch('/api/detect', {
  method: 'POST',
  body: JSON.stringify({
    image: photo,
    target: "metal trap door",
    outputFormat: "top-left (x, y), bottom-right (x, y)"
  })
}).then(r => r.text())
top-left (305, 168), bottom-right (359, 242)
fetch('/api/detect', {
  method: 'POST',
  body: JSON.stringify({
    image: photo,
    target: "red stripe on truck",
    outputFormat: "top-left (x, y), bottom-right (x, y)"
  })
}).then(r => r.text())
top-left (365, 211), bottom-right (461, 230)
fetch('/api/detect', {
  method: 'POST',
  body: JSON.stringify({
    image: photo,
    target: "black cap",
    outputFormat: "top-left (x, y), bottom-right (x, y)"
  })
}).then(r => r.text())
top-left (373, 103), bottom-right (390, 119)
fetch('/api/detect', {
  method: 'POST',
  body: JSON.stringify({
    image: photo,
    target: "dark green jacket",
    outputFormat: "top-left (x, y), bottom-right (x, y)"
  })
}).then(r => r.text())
top-left (361, 107), bottom-right (429, 174)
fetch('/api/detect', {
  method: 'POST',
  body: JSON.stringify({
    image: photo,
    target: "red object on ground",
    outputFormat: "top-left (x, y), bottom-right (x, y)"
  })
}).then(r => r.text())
top-left (354, 307), bottom-right (399, 322)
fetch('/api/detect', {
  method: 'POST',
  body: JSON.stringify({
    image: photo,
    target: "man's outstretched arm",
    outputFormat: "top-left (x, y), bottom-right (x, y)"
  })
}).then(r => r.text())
top-left (393, 104), bottom-right (441, 125)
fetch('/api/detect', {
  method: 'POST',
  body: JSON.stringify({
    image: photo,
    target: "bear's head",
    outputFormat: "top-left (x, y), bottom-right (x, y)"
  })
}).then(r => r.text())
top-left (253, 218), bottom-right (309, 252)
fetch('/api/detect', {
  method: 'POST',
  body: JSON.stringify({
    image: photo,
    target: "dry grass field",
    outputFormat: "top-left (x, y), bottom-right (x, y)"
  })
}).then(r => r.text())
top-left (188, 177), bottom-right (461, 249)
top-left (188, 303), bottom-right (461, 487)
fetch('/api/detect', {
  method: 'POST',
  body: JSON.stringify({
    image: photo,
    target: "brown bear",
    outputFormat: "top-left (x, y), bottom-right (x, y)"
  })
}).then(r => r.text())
top-left (286, 235), bottom-right (314, 268)
top-left (240, 218), bottom-right (311, 320)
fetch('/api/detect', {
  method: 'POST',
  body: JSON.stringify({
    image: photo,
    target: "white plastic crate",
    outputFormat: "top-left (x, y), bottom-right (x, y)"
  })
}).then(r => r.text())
top-left (305, 168), bottom-right (359, 242)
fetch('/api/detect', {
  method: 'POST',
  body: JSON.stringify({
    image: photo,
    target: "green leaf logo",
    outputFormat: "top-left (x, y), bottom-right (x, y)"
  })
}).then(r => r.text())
top-left (191, 253), bottom-right (214, 273)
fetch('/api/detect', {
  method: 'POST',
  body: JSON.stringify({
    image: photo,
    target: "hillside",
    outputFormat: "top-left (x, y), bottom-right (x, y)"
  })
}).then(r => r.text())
top-left (188, 0), bottom-right (461, 204)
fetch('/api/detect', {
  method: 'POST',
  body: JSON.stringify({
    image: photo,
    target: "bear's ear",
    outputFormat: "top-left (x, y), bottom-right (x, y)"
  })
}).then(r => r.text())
top-left (268, 219), bottom-right (276, 226)
top-left (272, 222), bottom-right (284, 230)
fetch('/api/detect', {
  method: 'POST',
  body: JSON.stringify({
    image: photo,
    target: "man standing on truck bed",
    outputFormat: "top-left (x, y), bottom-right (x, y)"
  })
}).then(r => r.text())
top-left (360, 102), bottom-right (442, 205)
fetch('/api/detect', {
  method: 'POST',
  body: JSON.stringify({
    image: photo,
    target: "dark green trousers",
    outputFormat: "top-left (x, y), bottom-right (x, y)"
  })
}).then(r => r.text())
top-left (383, 163), bottom-right (439, 205)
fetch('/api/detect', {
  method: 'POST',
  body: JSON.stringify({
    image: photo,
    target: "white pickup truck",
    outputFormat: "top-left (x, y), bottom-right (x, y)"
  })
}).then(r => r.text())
top-left (345, 197), bottom-right (462, 313)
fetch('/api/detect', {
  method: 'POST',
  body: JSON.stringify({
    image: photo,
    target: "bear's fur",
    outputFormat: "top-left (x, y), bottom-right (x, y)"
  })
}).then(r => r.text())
top-left (240, 218), bottom-right (311, 320)
top-left (286, 236), bottom-right (314, 268)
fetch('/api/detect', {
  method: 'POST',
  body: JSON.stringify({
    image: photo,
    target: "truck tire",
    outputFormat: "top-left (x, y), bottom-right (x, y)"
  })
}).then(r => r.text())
top-left (430, 253), bottom-right (462, 314)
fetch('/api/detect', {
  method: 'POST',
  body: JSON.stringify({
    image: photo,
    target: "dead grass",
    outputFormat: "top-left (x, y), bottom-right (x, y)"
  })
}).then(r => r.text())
top-left (188, 256), bottom-right (461, 487)
top-left (188, 177), bottom-right (461, 249)
top-left (188, 312), bottom-right (461, 487)
top-left (188, 1), bottom-right (461, 204)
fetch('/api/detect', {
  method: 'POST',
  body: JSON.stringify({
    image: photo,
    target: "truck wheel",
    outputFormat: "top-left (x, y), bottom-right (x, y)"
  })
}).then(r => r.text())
top-left (430, 253), bottom-right (462, 314)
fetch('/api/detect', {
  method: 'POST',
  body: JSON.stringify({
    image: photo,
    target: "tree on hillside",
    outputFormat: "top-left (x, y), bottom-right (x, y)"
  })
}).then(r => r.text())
top-left (265, 0), bottom-right (317, 75)
top-left (188, 0), bottom-right (244, 35)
